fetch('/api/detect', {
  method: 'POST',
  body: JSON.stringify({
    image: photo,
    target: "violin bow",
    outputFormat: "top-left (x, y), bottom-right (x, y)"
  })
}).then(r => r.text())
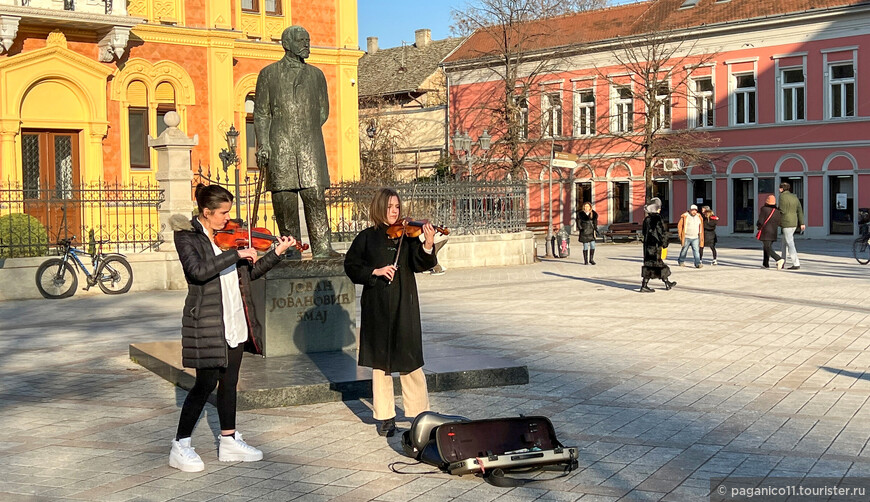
top-left (251, 156), bottom-right (265, 227)
top-left (388, 219), bottom-right (405, 285)
top-left (245, 175), bottom-right (253, 250)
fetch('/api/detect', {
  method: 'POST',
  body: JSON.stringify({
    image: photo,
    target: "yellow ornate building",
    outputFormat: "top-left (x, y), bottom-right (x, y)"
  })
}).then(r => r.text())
top-left (0, 0), bottom-right (362, 190)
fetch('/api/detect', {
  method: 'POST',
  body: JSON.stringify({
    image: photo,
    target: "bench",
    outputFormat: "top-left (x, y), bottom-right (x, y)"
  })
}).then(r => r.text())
top-left (604, 222), bottom-right (642, 242)
top-left (525, 221), bottom-right (550, 237)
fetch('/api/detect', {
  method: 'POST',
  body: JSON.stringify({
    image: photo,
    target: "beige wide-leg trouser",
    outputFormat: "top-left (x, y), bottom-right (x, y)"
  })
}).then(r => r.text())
top-left (371, 368), bottom-right (430, 420)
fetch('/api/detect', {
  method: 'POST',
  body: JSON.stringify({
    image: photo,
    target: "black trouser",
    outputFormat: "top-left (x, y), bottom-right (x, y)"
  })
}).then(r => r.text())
top-left (761, 240), bottom-right (781, 267)
top-left (176, 344), bottom-right (244, 440)
top-left (699, 245), bottom-right (717, 260)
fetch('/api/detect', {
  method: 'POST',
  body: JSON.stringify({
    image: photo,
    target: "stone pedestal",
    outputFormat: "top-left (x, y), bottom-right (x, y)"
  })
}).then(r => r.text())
top-left (252, 257), bottom-right (356, 357)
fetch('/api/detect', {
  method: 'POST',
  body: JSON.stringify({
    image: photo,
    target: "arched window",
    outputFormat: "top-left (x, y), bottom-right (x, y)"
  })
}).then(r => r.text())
top-left (127, 80), bottom-right (149, 169)
top-left (155, 81), bottom-right (177, 136)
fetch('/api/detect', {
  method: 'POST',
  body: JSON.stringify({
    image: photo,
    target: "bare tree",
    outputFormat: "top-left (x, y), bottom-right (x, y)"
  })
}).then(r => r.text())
top-left (594, 32), bottom-right (722, 198)
top-left (448, 0), bottom-right (608, 178)
top-left (358, 97), bottom-right (416, 183)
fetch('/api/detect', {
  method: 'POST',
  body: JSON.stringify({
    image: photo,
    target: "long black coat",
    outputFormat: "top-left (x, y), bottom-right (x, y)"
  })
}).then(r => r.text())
top-left (757, 204), bottom-right (782, 241)
top-left (171, 215), bottom-right (282, 369)
top-left (703, 216), bottom-right (718, 246)
top-left (577, 210), bottom-right (599, 243)
top-left (254, 57), bottom-right (330, 191)
top-left (641, 212), bottom-right (671, 280)
top-left (344, 226), bottom-right (437, 373)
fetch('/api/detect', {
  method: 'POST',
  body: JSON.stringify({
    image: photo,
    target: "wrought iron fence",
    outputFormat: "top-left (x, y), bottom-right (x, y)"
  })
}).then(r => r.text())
top-left (0, 180), bottom-right (164, 258)
top-left (326, 179), bottom-right (528, 242)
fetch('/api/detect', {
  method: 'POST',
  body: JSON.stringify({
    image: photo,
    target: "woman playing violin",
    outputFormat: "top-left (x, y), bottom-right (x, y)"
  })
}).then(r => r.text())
top-left (343, 188), bottom-right (438, 437)
top-left (167, 184), bottom-right (297, 472)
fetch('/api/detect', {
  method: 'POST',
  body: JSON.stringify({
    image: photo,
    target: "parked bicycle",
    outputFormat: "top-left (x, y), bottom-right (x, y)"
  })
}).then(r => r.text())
top-left (35, 237), bottom-right (133, 299)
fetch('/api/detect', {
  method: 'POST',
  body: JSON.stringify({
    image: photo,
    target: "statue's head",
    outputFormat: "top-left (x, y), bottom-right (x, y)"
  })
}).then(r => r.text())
top-left (282, 26), bottom-right (310, 60)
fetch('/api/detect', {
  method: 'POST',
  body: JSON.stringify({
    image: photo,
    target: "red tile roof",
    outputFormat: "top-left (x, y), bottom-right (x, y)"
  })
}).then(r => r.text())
top-left (444, 0), bottom-right (870, 64)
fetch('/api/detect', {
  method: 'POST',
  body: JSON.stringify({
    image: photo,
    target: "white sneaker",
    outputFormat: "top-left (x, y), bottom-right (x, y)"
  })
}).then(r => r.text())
top-left (776, 259), bottom-right (785, 270)
top-left (711, 259), bottom-right (717, 266)
top-left (218, 432), bottom-right (263, 462)
top-left (169, 438), bottom-right (205, 472)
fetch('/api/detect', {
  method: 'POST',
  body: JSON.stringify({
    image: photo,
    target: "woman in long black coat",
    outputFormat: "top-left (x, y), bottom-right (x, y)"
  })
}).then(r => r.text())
top-left (640, 197), bottom-right (676, 293)
top-left (757, 195), bottom-right (785, 269)
top-left (344, 188), bottom-right (437, 437)
top-left (577, 201), bottom-right (599, 265)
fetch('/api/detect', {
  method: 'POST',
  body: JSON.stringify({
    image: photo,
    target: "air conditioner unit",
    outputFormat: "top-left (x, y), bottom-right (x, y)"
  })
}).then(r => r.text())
top-left (660, 158), bottom-right (683, 172)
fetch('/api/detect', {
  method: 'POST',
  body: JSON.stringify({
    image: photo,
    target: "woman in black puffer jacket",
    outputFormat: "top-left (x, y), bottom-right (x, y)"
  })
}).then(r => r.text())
top-left (577, 201), bottom-right (599, 265)
top-left (167, 184), bottom-right (296, 473)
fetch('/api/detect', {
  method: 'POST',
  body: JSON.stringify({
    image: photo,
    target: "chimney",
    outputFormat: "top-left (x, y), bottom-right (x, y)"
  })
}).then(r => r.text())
top-left (415, 29), bottom-right (431, 48)
top-left (367, 36), bottom-right (378, 55)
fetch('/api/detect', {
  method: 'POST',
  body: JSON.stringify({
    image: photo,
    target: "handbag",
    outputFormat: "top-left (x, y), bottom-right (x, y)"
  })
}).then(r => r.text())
top-left (756, 209), bottom-right (775, 240)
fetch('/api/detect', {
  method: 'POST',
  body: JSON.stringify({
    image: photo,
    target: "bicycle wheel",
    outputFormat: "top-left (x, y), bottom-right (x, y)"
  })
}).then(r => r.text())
top-left (96, 257), bottom-right (133, 294)
top-left (854, 237), bottom-right (870, 265)
top-left (35, 258), bottom-right (78, 299)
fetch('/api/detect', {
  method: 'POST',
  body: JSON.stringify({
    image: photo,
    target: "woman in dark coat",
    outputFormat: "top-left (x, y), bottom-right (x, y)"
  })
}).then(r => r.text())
top-left (640, 197), bottom-right (676, 293)
top-left (168, 184), bottom-right (296, 472)
top-left (757, 195), bottom-right (785, 269)
top-left (699, 206), bottom-right (719, 265)
top-left (344, 188), bottom-right (437, 437)
top-left (577, 201), bottom-right (599, 265)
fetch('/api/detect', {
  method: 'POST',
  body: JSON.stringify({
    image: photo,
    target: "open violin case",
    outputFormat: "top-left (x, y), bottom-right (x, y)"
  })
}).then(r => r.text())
top-left (401, 412), bottom-right (578, 487)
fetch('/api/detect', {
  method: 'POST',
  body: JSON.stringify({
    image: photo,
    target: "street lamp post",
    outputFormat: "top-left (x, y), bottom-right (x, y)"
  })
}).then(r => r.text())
top-left (452, 129), bottom-right (491, 179)
top-left (547, 141), bottom-right (563, 258)
top-left (218, 125), bottom-right (242, 219)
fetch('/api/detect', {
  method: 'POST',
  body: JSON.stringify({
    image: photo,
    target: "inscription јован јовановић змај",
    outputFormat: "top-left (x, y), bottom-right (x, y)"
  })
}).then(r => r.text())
top-left (269, 279), bottom-right (352, 324)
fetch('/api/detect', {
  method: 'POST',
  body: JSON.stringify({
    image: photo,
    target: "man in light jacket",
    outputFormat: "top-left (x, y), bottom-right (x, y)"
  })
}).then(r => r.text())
top-left (778, 182), bottom-right (805, 270)
top-left (677, 205), bottom-right (704, 268)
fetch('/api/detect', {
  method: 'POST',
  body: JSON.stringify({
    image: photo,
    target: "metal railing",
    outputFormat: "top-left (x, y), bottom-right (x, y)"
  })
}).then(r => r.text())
top-left (0, 179), bottom-right (164, 257)
top-left (326, 179), bottom-right (528, 242)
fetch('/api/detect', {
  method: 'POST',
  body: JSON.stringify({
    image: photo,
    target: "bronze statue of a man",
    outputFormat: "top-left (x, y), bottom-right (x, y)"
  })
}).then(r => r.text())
top-left (254, 25), bottom-right (337, 259)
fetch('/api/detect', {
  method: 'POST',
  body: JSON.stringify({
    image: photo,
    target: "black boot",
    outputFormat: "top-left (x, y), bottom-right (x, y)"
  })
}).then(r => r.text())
top-left (378, 418), bottom-right (396, 437)
top-left (589, 249), bottom-right (596, 265)
top-left (663, 279), bottom-right (677, 290)
top-left (583, 250), bottom-right (589, 265)
top-left (639, 279), bottom-right (654, 293)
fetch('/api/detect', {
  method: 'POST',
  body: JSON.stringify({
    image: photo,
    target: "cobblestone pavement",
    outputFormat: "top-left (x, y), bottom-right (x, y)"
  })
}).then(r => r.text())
top-left (2, 237), bottom-right (870, 501)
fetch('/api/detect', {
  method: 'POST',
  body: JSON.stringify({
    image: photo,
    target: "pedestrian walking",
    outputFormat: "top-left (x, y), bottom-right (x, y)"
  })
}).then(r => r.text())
top-left (757, 194), bottom-right (786, 270)
top-left (577, 201), bottom-right (599, 265)
top-left (778, 182), bottom-right (805, 270)
top-left (699, 206), bottom-right (719, 265)
top-left (168, 184), bottom-right (299, 472)
top-left (677, 204), bottom-right (705, 268)
top-left (640, 198), bottom-right (676, 293)
top-left (343, 188), bottom-right (437, 437)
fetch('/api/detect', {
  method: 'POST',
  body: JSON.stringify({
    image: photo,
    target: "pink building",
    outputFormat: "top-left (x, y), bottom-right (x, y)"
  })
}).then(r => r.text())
top-left (443, 0), bottom-right (870, 237)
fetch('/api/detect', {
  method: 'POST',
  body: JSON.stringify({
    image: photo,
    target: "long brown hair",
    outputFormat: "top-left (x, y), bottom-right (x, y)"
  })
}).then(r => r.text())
top-left (369, 188), bottom-right (401, 228)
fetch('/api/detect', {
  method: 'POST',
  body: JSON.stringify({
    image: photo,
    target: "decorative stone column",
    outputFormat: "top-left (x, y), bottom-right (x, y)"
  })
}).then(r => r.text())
top-left (149, 111), bottom-right (198, 251)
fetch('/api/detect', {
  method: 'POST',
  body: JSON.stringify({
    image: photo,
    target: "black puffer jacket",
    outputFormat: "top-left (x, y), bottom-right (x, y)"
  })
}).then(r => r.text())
top-left (756, 204), bottom-right (782, 241)
top-left (171, 215), bottom-right (282, 369)
top-left (577, 210), bottom-right (599, 243)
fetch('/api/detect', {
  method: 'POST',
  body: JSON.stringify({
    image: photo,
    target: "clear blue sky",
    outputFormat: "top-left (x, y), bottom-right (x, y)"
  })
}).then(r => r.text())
top-left (357, 0), bottom-right (638, 51)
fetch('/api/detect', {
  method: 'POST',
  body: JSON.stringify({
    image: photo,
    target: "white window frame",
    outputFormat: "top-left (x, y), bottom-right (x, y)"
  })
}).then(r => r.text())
top-left (573, 88), bottom-right (596, 137)
top-left (612, 85), bottom-right (633, 133)
top-left (514, 94), bottom-right (529, 139)
top-left (690, 76), bottom-right (714, 128)
top-left (778, 66), bottom-right (806, 122)
top-left (732, 72), bottom-right (757, 126)
top-left (828, 61), bottom-right (855, 119)
top-left (542, 92), bottom-right (562, 137)
top-left (654, 81), bottom-right (671, 131)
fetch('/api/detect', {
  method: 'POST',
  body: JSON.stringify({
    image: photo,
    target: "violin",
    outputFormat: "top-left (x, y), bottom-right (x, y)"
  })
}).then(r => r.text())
top-left (214, 220), bottom-right (309, 253)
top-left (386, 218), bottom-right (450, 239)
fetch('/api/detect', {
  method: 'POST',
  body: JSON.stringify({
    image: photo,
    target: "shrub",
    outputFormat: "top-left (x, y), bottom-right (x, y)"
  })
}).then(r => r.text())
top-left (0, 213), bottom-right (49, 258)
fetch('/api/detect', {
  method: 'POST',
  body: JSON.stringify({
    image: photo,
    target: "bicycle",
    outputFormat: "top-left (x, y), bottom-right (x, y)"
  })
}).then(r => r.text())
top-left (853, 223), bottom-right (870, 265)
top-left (35, 236), bottom-right (133, 299)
